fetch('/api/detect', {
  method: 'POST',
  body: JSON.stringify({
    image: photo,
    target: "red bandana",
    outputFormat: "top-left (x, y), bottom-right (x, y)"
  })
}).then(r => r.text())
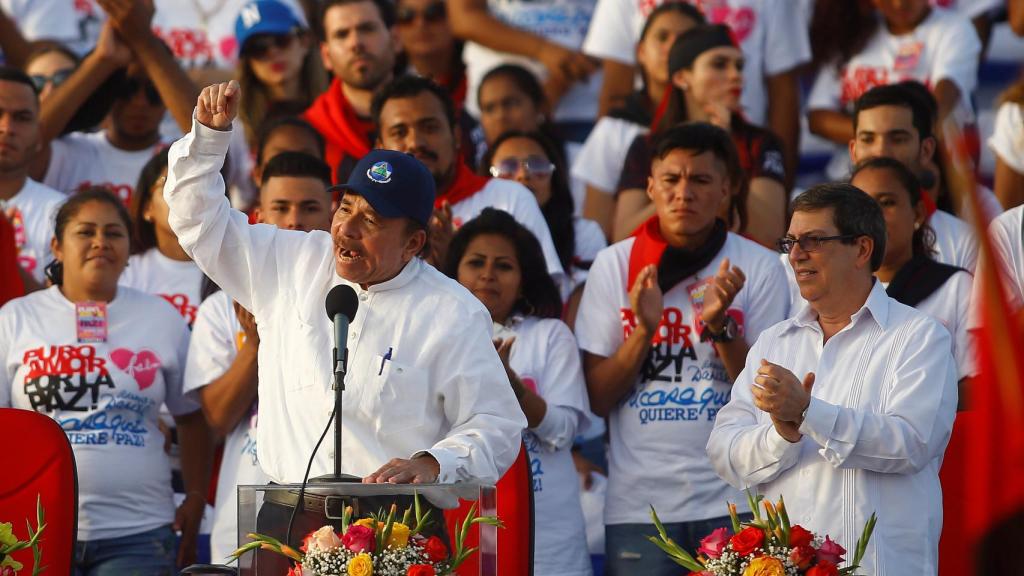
top-left (437, 162), bottom-right (490, 209)
top-left (627, 216), bottom-right (668, 290)
top-left (920, 188), bottom-right (938, 219)
top-left (303, 79), bottom-right (372, 182)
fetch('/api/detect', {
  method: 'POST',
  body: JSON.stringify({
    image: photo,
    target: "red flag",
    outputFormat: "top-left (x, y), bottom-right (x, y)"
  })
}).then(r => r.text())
top-left (938, 125), bottom-right (1024, 574)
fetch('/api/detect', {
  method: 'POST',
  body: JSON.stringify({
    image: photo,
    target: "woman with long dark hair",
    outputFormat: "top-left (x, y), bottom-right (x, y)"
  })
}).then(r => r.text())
top-left (0, 188), bottom-right (210, 572)
top-left (482, 130), bottom-right (606, 301)
top-left (445, 208), bottom-right (593, 576)
top-left (613, 24), bottom-right (787, 248)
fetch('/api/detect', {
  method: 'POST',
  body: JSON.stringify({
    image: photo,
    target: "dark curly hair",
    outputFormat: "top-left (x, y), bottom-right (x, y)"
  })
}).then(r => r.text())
top-left (444, 208), bottom-right (563, 319)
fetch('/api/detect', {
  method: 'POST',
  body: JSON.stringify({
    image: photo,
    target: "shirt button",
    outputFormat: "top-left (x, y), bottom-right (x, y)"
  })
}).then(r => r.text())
top-left (328, 450), bottom-right (335, 459)
top-left (359, 293), bottom-right (368, 302)
top-left (350, 331), bottom-right (358, 339)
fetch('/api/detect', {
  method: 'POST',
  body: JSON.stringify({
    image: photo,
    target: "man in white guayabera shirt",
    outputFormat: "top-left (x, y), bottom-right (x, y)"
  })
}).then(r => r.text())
top-left (163, 81), bottom-right (526, 559)
top-left (708, 183), bottom-right (957, 575)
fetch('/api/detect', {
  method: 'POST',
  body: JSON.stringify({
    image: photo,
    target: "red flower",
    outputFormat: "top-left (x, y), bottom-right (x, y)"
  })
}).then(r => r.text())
top-left (341, 524), bottom-right (376, 553)
top-left (407, 565), bottom-right (436, 576)
top-left (697, 527), bottom-right (731, 559)
top-left (286, 564), bottom-right (304, 576)
top-left (816, 536), bottom-right (846, 565)
top-left (729, 526), bottom-right (765, 556)
top-left (789, 544), bottom-right (816, 569)
top-left (807, 560), bottom-right (839, 576)
top-left (421, 535), bottom-right (448, 562)
top-left (788, 525), bottom-right (813, 548)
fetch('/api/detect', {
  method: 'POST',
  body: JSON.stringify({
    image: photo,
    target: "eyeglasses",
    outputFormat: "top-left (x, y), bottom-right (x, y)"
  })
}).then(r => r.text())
top-left (117, 77), bottom-right (162, 106)
top-left (242, 31), bottom-right (300, 60)
top-left (396, 2), bottom-right (447, 25)
top-left (776, 234), bottom-right (857, 254)
top-left (30, 69), bottom-right (73, 92)
top-left (489, 155), bottom-right (555, 179)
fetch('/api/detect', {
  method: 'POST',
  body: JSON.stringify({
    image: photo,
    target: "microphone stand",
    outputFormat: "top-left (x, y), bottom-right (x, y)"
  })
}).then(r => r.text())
top-left (311, 340), bottom-right (360, 483)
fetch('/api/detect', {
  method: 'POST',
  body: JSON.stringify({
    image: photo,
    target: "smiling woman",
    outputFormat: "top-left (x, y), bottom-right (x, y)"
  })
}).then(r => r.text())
top-left (0, 187), bottom-right (212, 574)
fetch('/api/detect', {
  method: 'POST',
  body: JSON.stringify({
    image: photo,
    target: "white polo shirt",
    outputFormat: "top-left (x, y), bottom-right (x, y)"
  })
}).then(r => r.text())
top-left (709, 280), bottom-right (957, 575)
top-left (165, 118), bottom-right (527, 493)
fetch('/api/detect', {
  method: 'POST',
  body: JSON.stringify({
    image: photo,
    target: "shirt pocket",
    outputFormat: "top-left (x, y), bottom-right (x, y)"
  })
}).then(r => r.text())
top-left (363, 355), bottom-right (429, 436)
top-left (287, 317), bottom-right (328, 392)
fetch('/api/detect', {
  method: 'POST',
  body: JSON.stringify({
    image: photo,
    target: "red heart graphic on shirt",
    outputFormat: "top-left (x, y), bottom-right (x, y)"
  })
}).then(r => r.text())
top-left (709, 7), bottom-right (756, 44)
top-left (110, 348), bottom-right (162, 391)
top-left (221, 37), bottom-right (238, 60)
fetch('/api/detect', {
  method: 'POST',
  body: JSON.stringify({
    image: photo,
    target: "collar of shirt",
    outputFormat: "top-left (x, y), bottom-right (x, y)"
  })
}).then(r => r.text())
top-left (340, 256), bottom-right (423, 297)
top-left (787, 279), bottom-right (892, 334)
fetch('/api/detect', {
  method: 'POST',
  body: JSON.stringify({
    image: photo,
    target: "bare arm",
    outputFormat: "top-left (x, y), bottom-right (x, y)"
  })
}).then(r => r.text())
top-left (765, 69), bottom-right (800, 190)
top-left (598, 59), bottom-right (636, 117)
top-left (583, 184), bottom-right (615, 241)
top-left (612, 187), bottom-right (655, 242)
top-left (448, 0), bottom-right (596, 88)
top-left (744, 177), bottom-right (788, 249)
top-left (198, 340), bottom-right (259, 438)
top-left (1012, 0), bottom-right (1024, 37)
top-left (994, 156), bottom-right (1024, 211)
top-left (99, 0), bottom-right (199, 132)
top-left (808, 109), bottom-right (854, 145)
top-left (173, 409), bottom-right (213, 567)
top-left (0, 8), bottom-right (32, 69)
top-left (933, 78), bottom-right (963, 129)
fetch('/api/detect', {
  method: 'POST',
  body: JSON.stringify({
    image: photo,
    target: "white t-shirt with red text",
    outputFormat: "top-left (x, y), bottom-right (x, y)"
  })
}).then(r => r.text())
top-left (502, 315), bottom-right (593, 576)
top-left (0, 285), bottom-right (194, 541)
top-left (1, 179), bottom-right (64, 284)
top-left (582, 0), bottom-right (811, 126)
top-left (119, 248), bottom-right (205, 327)
top-left (930, 0), bottom-right (1002, 18)
top-left (989, 101), bottom-right (1024, 176)
top-left (183, 290), bottom-right (267, 562)
top-left (575, 232), bottom-right (788, 524)
top-left (45, 130), bottom-right (164, 207)
top-left (807, 7), bottom-right (980, 115)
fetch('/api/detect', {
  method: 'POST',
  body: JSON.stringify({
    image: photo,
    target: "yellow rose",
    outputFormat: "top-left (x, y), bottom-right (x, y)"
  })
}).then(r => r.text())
top-left (386, 523), bottom-right (411, 549)
top-left (743, 556), bottom-right (786, 576)
top-left (354, 518), bottom-right (379, 530)
top-left (347, 552), bottom-right (374, 576)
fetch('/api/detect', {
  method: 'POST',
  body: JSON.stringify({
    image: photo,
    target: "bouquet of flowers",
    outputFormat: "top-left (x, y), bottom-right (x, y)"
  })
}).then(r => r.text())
top-left (648, 492), bottom-right (876, 576)
top-left (0, 496), bottom-right (46, 576)
top-left (229, 493), bottom-right (501, 576)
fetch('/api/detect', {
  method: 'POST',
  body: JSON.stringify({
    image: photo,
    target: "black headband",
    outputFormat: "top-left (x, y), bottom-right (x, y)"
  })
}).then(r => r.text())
top-left (668, 24), bottom-right (737, 76)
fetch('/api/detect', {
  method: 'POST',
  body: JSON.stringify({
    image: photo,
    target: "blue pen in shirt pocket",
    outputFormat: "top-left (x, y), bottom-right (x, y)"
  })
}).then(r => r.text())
top-left (378, 347), bottom-right (393, 376)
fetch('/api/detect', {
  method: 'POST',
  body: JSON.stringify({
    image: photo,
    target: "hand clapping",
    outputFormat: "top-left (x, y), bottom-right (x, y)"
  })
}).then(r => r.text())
top-left (752, 359), bottom-right (814, 443)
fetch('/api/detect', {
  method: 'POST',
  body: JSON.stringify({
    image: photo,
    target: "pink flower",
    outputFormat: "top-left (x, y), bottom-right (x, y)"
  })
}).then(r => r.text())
top-left (341, 524), bottom-right (376, 553)
top-left (697, 527), bottom-right (731, 559)
top-left (816, 536), bottom-right (846, 565)
top-left (309, 526), bottom-right (342, 551)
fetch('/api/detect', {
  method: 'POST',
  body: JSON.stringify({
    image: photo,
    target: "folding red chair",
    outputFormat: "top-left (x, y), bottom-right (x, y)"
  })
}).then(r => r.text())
top-left (0, 408), bottom-right (78, 575)
top-left (445, 441), bottom-right (534, 576)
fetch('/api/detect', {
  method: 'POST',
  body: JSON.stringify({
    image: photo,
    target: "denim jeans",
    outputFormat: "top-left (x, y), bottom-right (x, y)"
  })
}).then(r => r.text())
top-left (604, 513), bottom-right (747, 576)
top-left (73, 524), bottom-right (176, 576)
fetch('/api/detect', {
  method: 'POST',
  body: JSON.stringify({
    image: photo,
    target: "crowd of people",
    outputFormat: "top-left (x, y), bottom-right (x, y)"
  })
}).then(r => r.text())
top-left (1, 0), bottom-right (1022, 575)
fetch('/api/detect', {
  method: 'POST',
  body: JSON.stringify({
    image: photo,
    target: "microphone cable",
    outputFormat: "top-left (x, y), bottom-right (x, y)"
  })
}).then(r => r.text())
top-left (286, 404), bottom-right (336, 549)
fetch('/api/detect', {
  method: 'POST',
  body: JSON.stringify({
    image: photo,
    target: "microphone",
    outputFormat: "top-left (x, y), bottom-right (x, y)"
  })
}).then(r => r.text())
top-left (325, 284), bottom-right (359, 380)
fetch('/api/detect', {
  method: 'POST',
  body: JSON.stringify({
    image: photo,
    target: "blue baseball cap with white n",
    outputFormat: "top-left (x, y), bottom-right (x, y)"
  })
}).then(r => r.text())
top-left (330, 150), bottom-right (436, 227)
top-left (235, 0), bottom-right (307, 56)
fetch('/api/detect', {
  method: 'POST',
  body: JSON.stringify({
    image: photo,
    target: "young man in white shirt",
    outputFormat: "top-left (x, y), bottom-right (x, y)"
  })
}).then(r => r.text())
top-left (0, 67), bottom-right (65, 289)
top-left (165, 79), bottom-right (526, 542)
top-left (184, 150), bottom-right (334, 564)
top-left (709, 183), bottom-right (957, 575)
top-left (372, 75), bottom-right (565, 284)
top-left (574, 122), bottom-right (787, 575)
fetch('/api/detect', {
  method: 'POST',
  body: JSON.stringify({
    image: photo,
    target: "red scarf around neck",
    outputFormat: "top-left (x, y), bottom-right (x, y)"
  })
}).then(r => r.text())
top-left (303, 79), bottom-right (373, 181)
top-left (437, 162), bottom-right (490, 209)
top-left (627, 216), bottom-right (669, 290)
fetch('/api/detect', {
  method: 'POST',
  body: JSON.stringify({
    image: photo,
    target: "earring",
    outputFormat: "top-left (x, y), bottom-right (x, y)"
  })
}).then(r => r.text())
top-left (914, 222), bottom-right (921, 231)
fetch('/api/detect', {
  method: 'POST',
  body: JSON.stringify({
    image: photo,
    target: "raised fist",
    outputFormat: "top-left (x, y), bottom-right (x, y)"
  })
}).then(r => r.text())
top-left (196, 80), bottom-right (240, 131)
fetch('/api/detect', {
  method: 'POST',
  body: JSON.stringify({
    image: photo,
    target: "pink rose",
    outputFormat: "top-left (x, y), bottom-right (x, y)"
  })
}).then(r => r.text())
top-left (816, 536), bottom-right (846, 565)
top-left (341, 524), bottom-right (376, 553)
top-left (310, 526), bottom-right (342, 551)
top-left (698, 527), bottom-right (732, 559)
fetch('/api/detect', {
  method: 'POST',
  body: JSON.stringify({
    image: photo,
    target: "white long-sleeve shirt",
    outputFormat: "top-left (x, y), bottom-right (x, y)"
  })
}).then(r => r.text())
top-left (708, 281), bottom-right (957, 575)
top-left (164, 118), bottom-right (527, 492)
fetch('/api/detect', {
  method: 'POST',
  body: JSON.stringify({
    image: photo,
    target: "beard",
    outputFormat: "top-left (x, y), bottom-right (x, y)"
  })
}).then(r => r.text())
top-left (338, 52), bottom-right (394, 91)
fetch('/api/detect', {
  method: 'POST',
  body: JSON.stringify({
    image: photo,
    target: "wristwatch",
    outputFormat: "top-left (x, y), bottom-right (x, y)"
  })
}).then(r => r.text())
top-left (701, 316), bottom-right (738, 344)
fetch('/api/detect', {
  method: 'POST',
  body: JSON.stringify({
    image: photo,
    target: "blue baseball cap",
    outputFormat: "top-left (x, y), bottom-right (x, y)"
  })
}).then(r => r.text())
top-left (235, 0), bottom-right (307, 56)
top-left (331, 150), bottom-right (437, 227)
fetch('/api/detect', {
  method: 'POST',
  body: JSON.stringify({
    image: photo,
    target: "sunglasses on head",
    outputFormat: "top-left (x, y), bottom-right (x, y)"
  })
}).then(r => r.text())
top-left (117, 77), bottom-right (162, 106)
top-left (242, 31), bottom-right (299, 60)
top-left (489, 155), bottom-right (555, 179)
top-left (30, 69), bottom-right (73, 92)
top-left (396, 2), bottom-right (447, 25)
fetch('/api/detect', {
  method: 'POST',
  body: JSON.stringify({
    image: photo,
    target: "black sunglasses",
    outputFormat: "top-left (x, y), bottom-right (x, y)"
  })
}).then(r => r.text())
top-left (117, 77), bottom-right (162, 106)
top-left (776, 234), bottom-right (857, 254)
top-left (489, 155), bottom-right (555, 179)
top-left (396, 2), bottom-right (447, 25)
top-left (30, 69), bottom-right (73, 92)
top-left (242, 31), bottom-right (299, 60)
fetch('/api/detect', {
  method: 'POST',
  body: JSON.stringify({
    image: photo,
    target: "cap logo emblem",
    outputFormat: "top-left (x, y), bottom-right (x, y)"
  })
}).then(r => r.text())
top-left (367, 161), bottom-right (393, 184)
top-left (240, 4), bottom-right (261, 28)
